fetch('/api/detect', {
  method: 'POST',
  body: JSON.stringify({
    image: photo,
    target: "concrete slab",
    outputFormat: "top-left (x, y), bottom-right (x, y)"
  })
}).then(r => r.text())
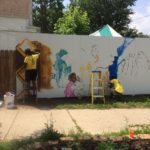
top-left (2, 106), bottom-right (75, 140)
top-left (68, 109), bottom-right (150, 135)
top-left (0, 107), bottom-right (19, 140)
top-left (1, 106), bottom-right (150, 140)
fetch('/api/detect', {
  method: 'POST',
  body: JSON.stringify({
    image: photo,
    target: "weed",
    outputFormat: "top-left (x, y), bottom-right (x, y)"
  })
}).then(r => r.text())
top-left (37, 113), bottom-right (62, 141)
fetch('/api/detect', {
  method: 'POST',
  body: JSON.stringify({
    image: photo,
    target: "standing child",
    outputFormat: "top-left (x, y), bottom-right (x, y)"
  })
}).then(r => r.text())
top-left (24, 48), bottom-right (40, 96)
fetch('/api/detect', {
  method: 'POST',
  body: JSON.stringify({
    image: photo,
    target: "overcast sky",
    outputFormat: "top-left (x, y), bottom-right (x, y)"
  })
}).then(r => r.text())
top-left (130, 0), bottom-right (150, 35)
top-left (63, 0), bottom-right (150, 35)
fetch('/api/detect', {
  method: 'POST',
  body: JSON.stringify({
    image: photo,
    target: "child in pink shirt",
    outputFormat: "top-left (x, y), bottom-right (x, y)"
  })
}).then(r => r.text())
top-left (64, 73), bottom-right (77, 97)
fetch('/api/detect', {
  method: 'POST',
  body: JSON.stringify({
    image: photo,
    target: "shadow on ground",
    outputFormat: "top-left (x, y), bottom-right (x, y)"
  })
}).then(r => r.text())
top-left (16, 95), bottom-right (150, 110)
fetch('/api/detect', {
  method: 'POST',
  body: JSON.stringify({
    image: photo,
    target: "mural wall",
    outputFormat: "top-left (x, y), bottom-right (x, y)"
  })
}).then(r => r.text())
top-left (0, 31), bottom-right (150, 98)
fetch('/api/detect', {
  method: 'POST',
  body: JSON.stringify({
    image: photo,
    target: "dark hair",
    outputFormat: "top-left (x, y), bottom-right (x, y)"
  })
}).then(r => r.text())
top-left (25, 48), bottom-right (32, 55)
top-left (111, 76), bottom-right (117, 80)
top-left (68, 72), bottom-right (76, 81)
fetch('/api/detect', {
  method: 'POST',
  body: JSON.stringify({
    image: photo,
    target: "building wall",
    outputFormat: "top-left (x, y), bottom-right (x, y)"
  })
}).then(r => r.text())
top-left (0, 31), bottom-right (150, 98)
top-left (0, 0), bottom-right (30, 18)
top-left (0, 0), bottom-right (38, 32)
top-left (0, 17), bottom-right (29, 32)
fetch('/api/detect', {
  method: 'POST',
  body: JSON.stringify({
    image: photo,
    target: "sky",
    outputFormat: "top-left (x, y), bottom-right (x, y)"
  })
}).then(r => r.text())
top-left (130, 0), bottom-right (150, 35)
top-left (63, 0), bottom-right (150, 35)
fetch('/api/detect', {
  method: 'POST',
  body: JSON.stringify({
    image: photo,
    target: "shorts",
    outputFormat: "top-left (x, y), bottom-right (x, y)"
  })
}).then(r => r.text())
top-left (25, 69), bottom-right (37, 81)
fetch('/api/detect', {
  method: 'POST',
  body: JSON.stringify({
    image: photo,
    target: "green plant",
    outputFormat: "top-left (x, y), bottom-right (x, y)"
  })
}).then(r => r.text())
top-left (38, 114), bottom-right (62, 141)
top-left (0, 138), bottom-right (36, 150)
top-left (68, 141), bottom-right (81, 150)
top-left (103, 128), bottom-right (129, 138)
top-left (68, 129), bottom-right (92, 140)
top-left (97, 141), bottom-right (117, 150)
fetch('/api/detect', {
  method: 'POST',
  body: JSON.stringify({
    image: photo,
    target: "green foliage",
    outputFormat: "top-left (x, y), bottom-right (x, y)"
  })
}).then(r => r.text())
top-left (54, 6), bottom-right (90, 35)
top-left (38, 115), bottom-right (62, 141)
top-left (121, 28), bottom-right (150, 38)
top-left (68, 130), bottom-right (92, 140)
top-left (97, 141), bottom-right (117, 150)
top-left (104, 128), bottom-right (129, 138)
top-left (67, 141), bottom-right (82, 150)
top-left (38, 123), bottom-right (62, 141)
top-left (0, 141), bottom-right (15, 150)
top-left (70, 0), bottom-right (137, 34)
top-left (0, 138), bottom-right (35, 150)
top-left (32, 0), bottom-right (64, 33)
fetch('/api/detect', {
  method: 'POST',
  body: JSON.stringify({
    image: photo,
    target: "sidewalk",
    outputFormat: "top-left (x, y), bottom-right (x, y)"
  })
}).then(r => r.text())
top-left (0, 105), bottom-right (150, 140)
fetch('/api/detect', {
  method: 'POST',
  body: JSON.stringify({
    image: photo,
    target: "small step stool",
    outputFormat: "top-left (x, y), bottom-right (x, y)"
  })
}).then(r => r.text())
top-left (90, 70), bottom-right (105, 104)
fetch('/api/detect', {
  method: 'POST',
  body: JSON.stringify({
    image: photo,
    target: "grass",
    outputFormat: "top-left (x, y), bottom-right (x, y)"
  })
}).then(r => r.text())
top-left (31, 95), bottom-right (150, 110)
top-left (102, 124), bottom-right (150, 138)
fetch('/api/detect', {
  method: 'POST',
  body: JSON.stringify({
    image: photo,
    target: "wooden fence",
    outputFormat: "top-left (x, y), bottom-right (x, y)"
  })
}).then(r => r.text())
top-left (0, 50), bottom-right (16, 96)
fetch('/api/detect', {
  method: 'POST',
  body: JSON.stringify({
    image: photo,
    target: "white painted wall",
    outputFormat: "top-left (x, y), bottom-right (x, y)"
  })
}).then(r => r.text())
top-left (0, 31), bottom-right (150, 97)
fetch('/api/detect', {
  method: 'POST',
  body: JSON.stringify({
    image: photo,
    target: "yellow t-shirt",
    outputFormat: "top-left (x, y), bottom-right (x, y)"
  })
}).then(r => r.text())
top-left (24, 54), bottom-right (39, 70)
top-left (110, 79), bottom-right (124, 94)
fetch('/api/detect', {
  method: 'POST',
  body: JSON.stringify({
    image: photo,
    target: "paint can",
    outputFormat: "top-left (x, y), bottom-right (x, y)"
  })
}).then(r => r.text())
top-left (4, 92), bottom-right (16, 109)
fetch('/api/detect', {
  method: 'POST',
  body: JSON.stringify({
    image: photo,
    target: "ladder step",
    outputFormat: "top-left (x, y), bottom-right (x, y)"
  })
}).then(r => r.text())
top-left (94, 87), bottom-right (103, 89)
top-left (93, 95), bottom-right (104, 98)
top-left (93, 79), bottom-right (102, 81)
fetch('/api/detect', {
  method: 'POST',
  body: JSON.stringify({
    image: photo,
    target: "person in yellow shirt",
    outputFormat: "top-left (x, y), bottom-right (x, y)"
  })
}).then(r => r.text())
top-left (24, 48), bottom-right (40, 96)
top-left (109, 76), bottom-right (124, 99)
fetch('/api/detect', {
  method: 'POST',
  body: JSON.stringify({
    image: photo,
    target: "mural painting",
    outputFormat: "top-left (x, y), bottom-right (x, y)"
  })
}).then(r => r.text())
top-left (79, 45), bottom-right (101, 84)
top-left (6, 32), bottom-right (149, 97)
top-left (120, 51), bottom-right (150, 77)
top-left (16, 39), bottom-right (52, 95)
top-left (108, 38), bottom-right (134, 80)
top-left (53, 49), bottom-right (72, 88)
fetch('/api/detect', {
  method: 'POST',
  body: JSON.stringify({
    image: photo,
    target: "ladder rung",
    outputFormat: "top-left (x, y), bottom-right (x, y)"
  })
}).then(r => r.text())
top-left (93, 95), bottom-right (104, 98)
top-left (94, 87), bottom-right (103, 89)
top-left (93, 79), bottom-right (102, 81)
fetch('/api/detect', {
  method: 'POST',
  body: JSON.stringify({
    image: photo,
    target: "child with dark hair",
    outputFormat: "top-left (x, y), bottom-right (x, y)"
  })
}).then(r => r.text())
top-left (109, 76), bottom-right (124, 99)
top-left (64, 72), bottom-right (77, 97)
top-left (64, 72), bottom-right (83, 98)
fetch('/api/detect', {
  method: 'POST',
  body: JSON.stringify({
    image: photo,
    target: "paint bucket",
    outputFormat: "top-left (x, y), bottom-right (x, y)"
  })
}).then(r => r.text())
top-left (4, 92), bottom-right (15, 108)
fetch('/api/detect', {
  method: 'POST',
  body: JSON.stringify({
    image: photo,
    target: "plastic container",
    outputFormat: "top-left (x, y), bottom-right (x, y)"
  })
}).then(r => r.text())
top-left (4, 92), bottom-right (15, 107)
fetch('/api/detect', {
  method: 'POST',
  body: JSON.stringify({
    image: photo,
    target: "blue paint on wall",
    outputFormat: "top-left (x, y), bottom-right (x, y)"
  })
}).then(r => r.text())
top-left (54, 49), bottom-right (71, 87)
top-left (109, 38), bottom-right (134, 80)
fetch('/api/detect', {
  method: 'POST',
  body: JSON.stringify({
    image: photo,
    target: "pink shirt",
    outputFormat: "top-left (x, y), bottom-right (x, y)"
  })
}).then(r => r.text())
top-left (64, 81), bottom-right (75, 97)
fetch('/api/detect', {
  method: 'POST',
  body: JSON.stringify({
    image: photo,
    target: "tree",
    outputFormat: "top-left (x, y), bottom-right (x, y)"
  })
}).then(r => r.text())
top-left (54, 6), bottom-right (90, 35)
top-left (70, 0), bottom-right (137, 34)
top-left (121, 28), bottom-right (150, 38)
top-left (32, 0), bottom-right (64, 33)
